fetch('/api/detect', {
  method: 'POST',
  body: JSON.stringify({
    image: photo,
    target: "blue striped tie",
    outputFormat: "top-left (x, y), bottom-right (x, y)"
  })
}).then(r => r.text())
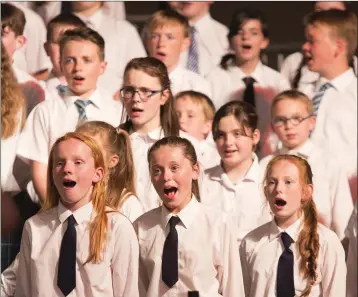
top-left (74, 99), bottom-right (92, 126)
top-left (187, 26), bottom-right (199, 74)
top-left (312, 83), bottom-right (332, 115)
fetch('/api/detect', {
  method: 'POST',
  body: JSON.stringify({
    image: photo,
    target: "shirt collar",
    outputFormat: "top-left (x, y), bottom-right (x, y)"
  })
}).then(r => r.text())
top-left (130, 126), bottom-right (164, 142)
top-left (279, 139), bottom-right (314, 160)
top-left (74, 7), bottom-right (104, 30)
top-left (57, 201), bottom-right (94, 225)
top-left (190, 12), bottom-right (211, 30)
top-left (268, 215), bottom-right (303, 242)
top-left (317, 68), bottom-right (355, 92)
top-left (229, 61), bottom-right (265, 85)
top-left (161, 195), bottom-right (200, 230)
top-left (62, 88), bottom-right (101, 109)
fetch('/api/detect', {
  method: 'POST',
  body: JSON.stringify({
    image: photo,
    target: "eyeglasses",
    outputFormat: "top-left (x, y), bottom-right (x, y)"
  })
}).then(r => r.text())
top-left (120, 86), bottom-right (165, 102)
top-left (272, 114), bottom-right (314, 127)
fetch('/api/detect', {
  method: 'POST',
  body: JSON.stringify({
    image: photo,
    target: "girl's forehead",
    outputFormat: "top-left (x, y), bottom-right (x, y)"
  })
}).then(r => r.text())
top-left (124, 69), bottom-right (161, 86)
top-left (54, 138), bottom-right (93, 158)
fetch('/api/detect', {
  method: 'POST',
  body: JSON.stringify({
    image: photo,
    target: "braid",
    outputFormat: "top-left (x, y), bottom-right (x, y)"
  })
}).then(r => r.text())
top-left (292, 55), bottom-right (307, 89)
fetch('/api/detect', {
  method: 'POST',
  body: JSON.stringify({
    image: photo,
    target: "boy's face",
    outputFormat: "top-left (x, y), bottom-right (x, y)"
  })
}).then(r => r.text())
top-left (147, 24), bottom-right (190, 72)
top-left (175, 96), bottom-right (211, 141)
top-left (302, 24), bottom-right (338, 75)
top-left (169, 2), bottom-right (212, 22)
top-left (60, 39), bottom-right (106, 98)
top-left (231, 19), bottom-right (269, 64)
top-left (272, 99), bottom-right (315, 150)
top-left (45, 25), bottom-right (77, 75)
top-left (1, 26), bottom-right (26, 59)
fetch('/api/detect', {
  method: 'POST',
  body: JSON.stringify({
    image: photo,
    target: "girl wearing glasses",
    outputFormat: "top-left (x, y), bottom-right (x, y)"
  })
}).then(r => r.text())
top-left (119, 57), bottom-right (201, 212)
top-left (200, 100), bottom-right (272, 245)
top-left (260, 90), bottom-right (353, 241)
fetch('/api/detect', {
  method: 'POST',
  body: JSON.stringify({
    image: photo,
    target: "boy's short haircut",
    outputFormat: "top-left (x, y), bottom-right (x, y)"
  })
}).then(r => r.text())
top-left (1, 3), bottom-right (26, 36)
top-left (228, 7), bottom-right (269, 40)
top-left (304, 10), bottom-right (357, 61)
top-left (175, 90), bottom-right (216, 121)
top-left (46, 14), bottom-right (87, 43)
top-left (59, 27), bottom-right (105, 61)
top-left (271, 90), bottom-right (314, 117)
top-left (144, 10), bottom-right (191, 40)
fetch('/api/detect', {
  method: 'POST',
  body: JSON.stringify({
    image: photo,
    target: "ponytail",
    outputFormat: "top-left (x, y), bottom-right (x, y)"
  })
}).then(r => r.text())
top-left (220, 53), bottom-right (236, 70)
top-left (292, 56), bottom-right (306, 89)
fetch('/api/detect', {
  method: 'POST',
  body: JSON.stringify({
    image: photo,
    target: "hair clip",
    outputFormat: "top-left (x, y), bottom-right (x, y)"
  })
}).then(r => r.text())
top-left (116, 127), bottom-right (121, 134)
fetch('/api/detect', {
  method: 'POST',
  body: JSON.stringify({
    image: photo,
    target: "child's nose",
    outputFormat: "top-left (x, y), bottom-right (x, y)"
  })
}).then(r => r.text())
top-left (63, 161), bottom-right (73, 173)
top-left (163, 169), bottom-right (173, 181)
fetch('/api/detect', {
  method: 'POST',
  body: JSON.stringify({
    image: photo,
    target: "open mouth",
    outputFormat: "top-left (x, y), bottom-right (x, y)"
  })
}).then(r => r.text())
top-left (242, 44), bottom-right (252, 50)
top-left (73, 76), bottom-right (85, 82)
top-left (156, 51), bottom-right (166, 57)
top-left (164, 187), bottom-right (178, 199)
top-left (63, 179), bottom-right (76, 188)
top-left (275, 198), bottom-right (287, 207)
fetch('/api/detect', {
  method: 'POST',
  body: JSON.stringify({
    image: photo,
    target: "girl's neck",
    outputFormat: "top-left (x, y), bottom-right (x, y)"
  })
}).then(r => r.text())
top-left (235, 57), bottom-right (260, 75)
top-left (275, 211), bottom-right (302, 230)
top-left (223, 156), bottom-right (254, 183)
top-left (133, 115), bottom-right (161, 135)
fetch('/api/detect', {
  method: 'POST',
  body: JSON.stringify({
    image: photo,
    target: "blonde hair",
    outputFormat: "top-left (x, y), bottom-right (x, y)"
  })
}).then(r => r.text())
top-left (1, 41), bottom-right (26, 140)
top-left (175, 90), bottom-right (216, 122)
top-left (43, 132), bottom-right (111, 264)
top-left (271, 90), bottom-right (314, 117)
top-left (75, 121), bottom-right (137, 210)
top-left (264, 155), bottom-right (319, 297)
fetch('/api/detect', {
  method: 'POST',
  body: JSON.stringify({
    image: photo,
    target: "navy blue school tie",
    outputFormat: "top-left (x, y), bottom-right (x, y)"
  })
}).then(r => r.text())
top-left (277, 232), bottom-right (295, 297)
top-left (243, 77), bottom-right (256, 108)
top-left (162, 216), bottom-right (181, 287)
top-left (57, 215), bottom-right (77, 296)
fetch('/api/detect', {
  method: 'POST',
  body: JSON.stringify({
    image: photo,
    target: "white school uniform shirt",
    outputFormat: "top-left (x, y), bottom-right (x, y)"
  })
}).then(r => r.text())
top-left (179, 13), bottom-right (229, 78)
top-left (310, 68), bottom-right (357, 180)
top-left (207, 61), bottom-right (290, 157)
top-left (120, 194), bottom-right (144, 223)
top-left (260, 140), bottom-right (353, 240)
top-left (10, 2), bottom-right (52, 74)
top-left (134, 196), bottom-right (244, 297)
top-left (239, 217), bottom-right (346, 297)
top-left (74, 8), bottom-right (146, 96)
top-left (201, 154), bottom-right (272, 244)
top-left (280, 52), bottom-right (358, 98)
top-left (197, 137), bottom-right (221, 170)
top-left (169, 65), bottom-right (212, 98)
top-left (15, 201), bottom-right (139, 297)
top-left (346, 203), bottom-right (357, 297)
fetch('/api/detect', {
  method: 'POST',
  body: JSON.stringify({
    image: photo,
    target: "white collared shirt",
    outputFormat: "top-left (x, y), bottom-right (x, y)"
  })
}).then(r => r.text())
top-left (15, 202), bottom-right (139, 297)
top-left (240, 218), bottom-right (346, 297)
top-left (280, 51), bottom-right (358, 98)
top-left (120, 194), bottom-right (144, 223)
top-left (346, 203), bottom-right (357, 297)
top-left (169, 65), bottom-right (212, 98)
top-left (10, 2), bottom-right (52, 74)
top-left (134, 196), bottom-right (244, 297)
top-left (197, 137), bottom-right (221, 170)
top-left (260, 140), bottom-right (353, 240)
top-left (207, 61), bottom-right (290, 157)
top-left (310, 68), bottom-right (357, 180)
top-left (201, 154), bottom-right (272, 244)
top-left (17, 87), bottom-right (122, 165)
top-left (178, 13), bottom-right (229, 77)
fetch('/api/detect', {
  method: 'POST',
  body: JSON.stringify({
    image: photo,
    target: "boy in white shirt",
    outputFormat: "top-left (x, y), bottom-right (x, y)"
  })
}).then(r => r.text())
top-left (302, 9), bottom-right (357, 194)
top-left (260, 90), bottom-right (353, 240)
top-left (175, 90), bottom-right (220, 169)
top-left (144, 10), bottom-right (212, 97)
top-left (207, 7), bottom-right (290, 157)
top-left (17, 27), bottom-right (122, 203)
top-left (168, 2), bottom-right (229, 77)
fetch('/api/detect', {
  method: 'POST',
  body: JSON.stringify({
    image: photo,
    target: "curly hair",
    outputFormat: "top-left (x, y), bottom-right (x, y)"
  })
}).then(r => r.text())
top-left (1, 41), bottom-right (26, 139)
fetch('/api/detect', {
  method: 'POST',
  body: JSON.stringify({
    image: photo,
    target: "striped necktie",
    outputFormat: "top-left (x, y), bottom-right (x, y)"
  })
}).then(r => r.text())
top-left (312, 83), bottom-right (332, 115)
top-left (187, 26), bottom-right (199, 74)
top-left (74, 99), bottom-right (92, 126)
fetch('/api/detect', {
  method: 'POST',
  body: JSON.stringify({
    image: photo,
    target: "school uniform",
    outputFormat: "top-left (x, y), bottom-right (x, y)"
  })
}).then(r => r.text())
top-left (197, 137), bottom-right (221, 170)
top-left (240, 217), bottom-right (346, 297)
top-left (120, 194), bottom-right (144, 223)
top-left (260, 139), bottom-right (354, 240)
top-left (10, 2), bottom-right (52, 75)
top-left (346, 203), bottom-right (357, 297)
top-left (134, 196), bottom-right (244, 297)
top-left (207, 61), bottom-right (290, 157)
top-left (310, 68), bottom-right (357, 180)
top-left (15, 201), bottom-right (139, 297)
top-left (169, 65), bottom-right (212, 98)
top-left (179, 13), bottom-right (229, 77)
top-left (201, 154), bottom-right (272, 244)
top-left (280, 52), bottom-right (358, 98)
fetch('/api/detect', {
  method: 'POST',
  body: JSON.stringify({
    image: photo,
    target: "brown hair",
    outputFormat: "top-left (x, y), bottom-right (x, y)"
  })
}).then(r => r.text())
top-left (264, 155), bottom-right (319, 297)
top-left (304, 9), bottom-right (357, 62)
top-left (120, 57), bottom-right (180, 136)
top-left (147, 136), bottom-right (200, 201)
top-left (175, 90), bottom-right (216, 121)
top-left (271, 90), bottom-right (314, 118)
top-left (75, 121), bottom-right (137, 210)
top-left (43, 132), bottom-right (111, 264)
top-left (59, 26), bottom-right (105, 61)
top-left (1, 3), bottom-right (26, 36)
top-left (1, 41), bottom-right (26, 139)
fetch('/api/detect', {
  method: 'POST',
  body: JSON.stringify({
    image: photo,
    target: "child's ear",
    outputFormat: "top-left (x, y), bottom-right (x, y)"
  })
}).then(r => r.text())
top-left (108, 154), bottom-right (119, 169)
top-left (192, 163), bottom-right (200, 181)
top-left (202, 120), bottom-right (212, 136)
top-left (15, 35), bottom-right (26, 51)
top-left (181, 36), bottom-right (191, 52)
top-left (308, 115), bottom-right (316, 132)
top-left (99, 60), bottom-right (107, 75)
top-left (334, 38), bottom-right (346, 59)
top-left (160, 89), bottom-right (170, 106)
top-left (302, 184), bottom-right (313, 201)
top-left (92, 166), bottom-right (104, 184)
top-left (252, 128), bottom-right (261, 145)
top-left (260, 37), bottom-right (269, 50)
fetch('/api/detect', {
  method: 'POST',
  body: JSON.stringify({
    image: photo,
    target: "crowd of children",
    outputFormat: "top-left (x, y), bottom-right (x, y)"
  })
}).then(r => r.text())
top-left (1, 1), bottom-right (356, 296)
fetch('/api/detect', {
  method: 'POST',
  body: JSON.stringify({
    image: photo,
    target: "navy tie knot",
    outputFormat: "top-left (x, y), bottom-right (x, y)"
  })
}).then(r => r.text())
top-left (281, 232), bottom-right (293, 250)
top-left (243, 76), bottom-right (255, 86)
top-left (169, 216), bottom-right (181, 229)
